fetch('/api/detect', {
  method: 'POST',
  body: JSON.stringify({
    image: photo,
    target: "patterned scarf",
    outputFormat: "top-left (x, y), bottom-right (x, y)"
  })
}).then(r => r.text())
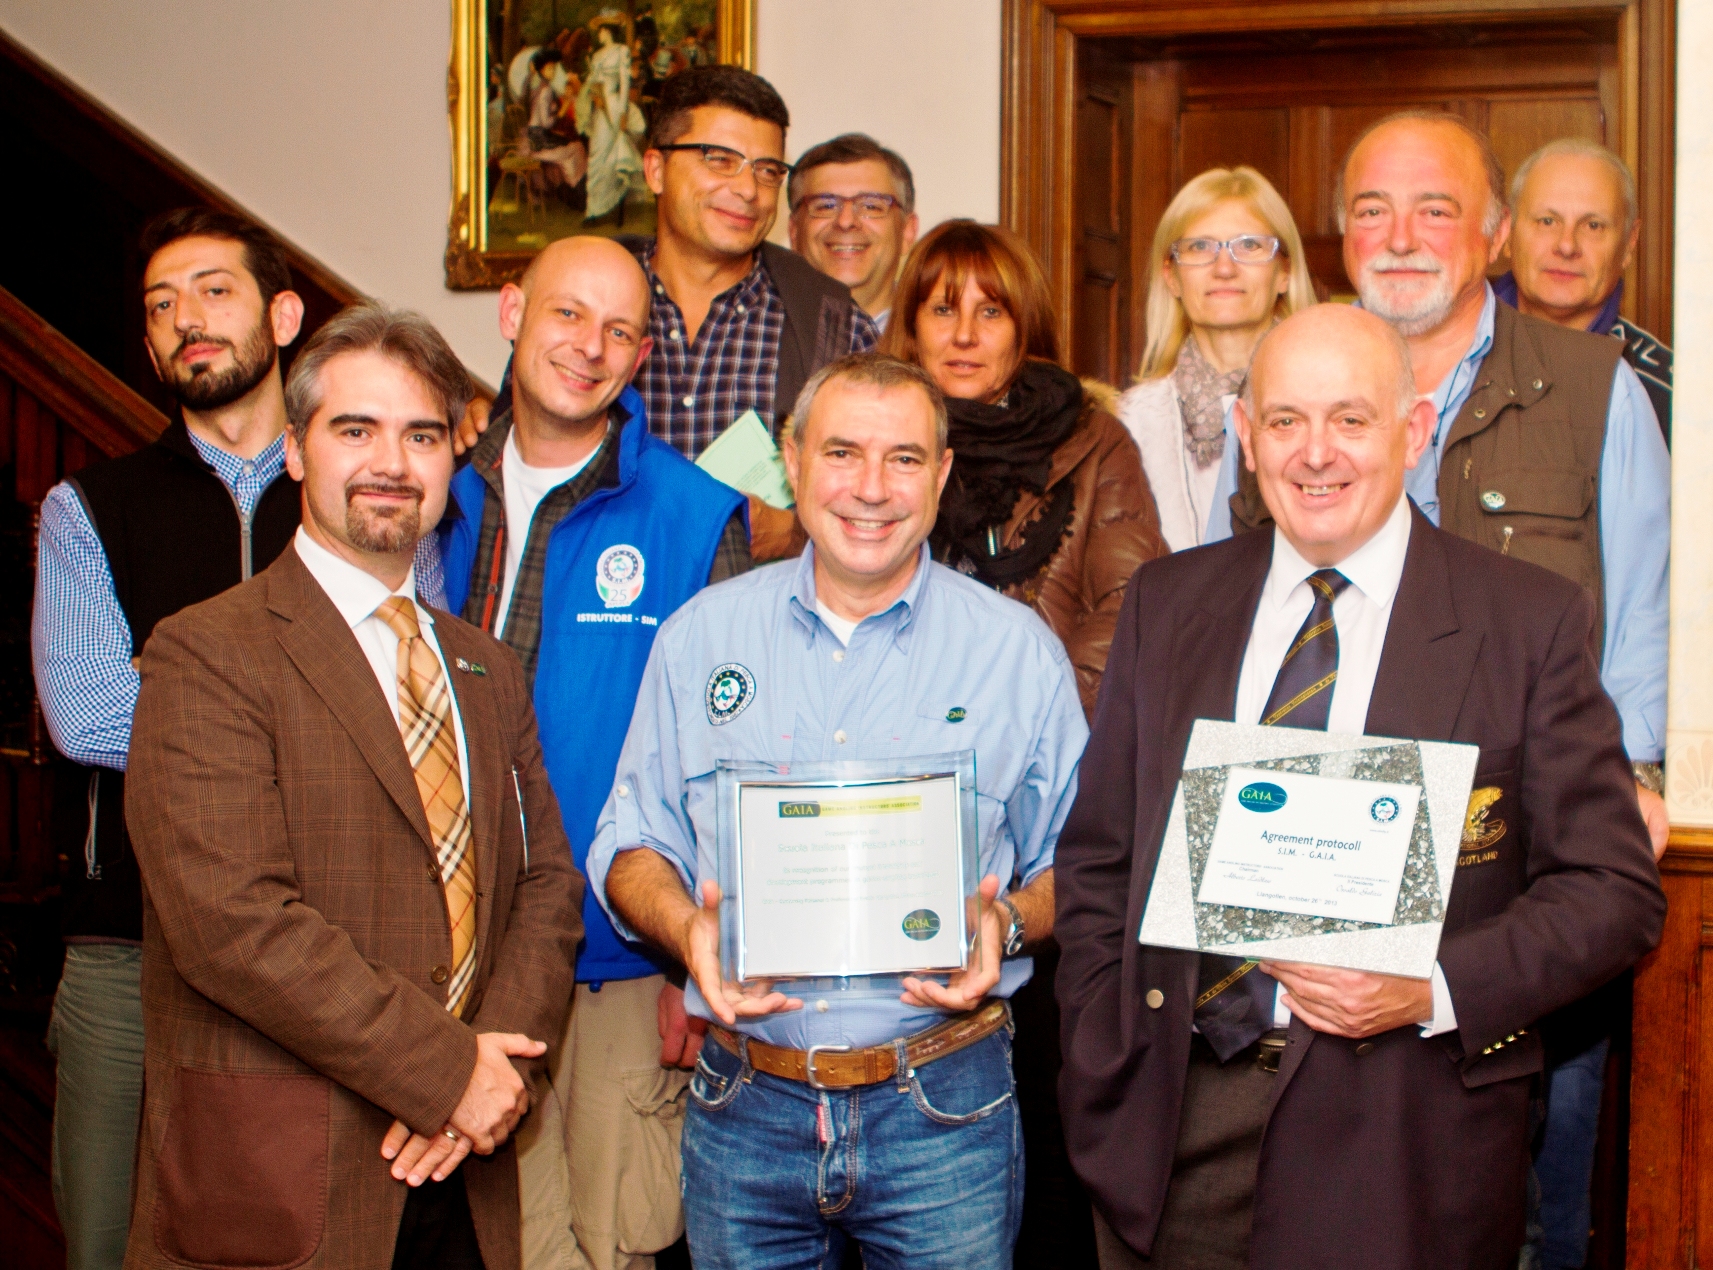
top-left (1172, 336), bottom-right (1247, 470)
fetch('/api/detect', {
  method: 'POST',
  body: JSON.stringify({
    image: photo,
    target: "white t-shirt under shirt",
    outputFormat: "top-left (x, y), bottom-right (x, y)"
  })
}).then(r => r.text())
top-left (814, 599), bottom-right (858, 646)
top-left (495, 428), bottom-right (600, 634)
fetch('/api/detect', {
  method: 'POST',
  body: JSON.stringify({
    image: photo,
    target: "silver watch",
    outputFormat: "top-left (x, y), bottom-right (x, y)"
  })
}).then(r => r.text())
top-left (1632, 761), bottom-right (1664, 794)
top-left (997, 896), bottom-right (1025, 957)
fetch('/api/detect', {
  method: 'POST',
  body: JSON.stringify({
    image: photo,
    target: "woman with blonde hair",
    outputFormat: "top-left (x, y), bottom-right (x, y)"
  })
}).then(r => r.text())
top-left (1117, 166), bottom-right (1316, 550)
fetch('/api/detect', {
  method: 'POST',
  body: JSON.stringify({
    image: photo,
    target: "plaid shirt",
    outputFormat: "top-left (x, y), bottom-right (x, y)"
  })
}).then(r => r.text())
top-left (630, 243), bottom-right (879, 460)
top-left (461, 399), bottom-right (750, 684)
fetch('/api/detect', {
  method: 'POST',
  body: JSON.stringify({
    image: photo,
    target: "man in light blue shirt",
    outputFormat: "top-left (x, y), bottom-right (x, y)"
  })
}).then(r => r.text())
top-left (589, 352), bottom-right (1086, 1268)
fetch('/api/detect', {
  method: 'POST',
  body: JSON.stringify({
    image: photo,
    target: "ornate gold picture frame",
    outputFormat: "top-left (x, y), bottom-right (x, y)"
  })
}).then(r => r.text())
top-left (446, 0), bottom-right (755, 289)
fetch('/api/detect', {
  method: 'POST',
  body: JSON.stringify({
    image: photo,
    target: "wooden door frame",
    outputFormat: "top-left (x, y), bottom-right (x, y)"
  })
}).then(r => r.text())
top-left (1001, 0), bottom-right (1676, 369)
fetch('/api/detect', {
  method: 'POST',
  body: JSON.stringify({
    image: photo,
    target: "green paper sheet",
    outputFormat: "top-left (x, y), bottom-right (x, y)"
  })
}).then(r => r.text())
top-left (694, 409), bottom-right (795, 509)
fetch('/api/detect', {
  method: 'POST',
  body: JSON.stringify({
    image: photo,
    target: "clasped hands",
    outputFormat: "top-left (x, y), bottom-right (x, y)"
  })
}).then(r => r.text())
top-left (679, 875), bottom-right (1007, 1027)
top-left (1261, 960), bottom-right (1434, 1039)
top-left (380, 1030), bottom-right (546, 1187)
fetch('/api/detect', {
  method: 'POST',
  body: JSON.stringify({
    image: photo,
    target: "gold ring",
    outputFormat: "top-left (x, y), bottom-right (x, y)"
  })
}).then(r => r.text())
top-left (444, 1129), bottom-right (459, 1142)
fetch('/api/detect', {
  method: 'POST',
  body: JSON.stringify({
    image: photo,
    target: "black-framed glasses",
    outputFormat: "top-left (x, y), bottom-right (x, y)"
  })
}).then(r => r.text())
top-left (655, 142), bottom-right (791, 188)
top-left (795, 193), bottom-right (905, 221)
top-left (1169, 235), bottom-right (1282, 266)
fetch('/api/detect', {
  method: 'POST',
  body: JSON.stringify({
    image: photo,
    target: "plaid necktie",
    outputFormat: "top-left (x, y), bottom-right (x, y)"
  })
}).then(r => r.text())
top-left (1195, 568), bottom-right (1351, 1061)
top-left (376, 597), bottom-right (478, 1017)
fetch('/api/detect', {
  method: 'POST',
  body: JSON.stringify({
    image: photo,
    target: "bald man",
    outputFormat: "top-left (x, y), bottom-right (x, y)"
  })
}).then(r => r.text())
top-left (1057, 305), bottom-right (1663, 1269)
top-left (437, 235), bottom-right (748, 1270)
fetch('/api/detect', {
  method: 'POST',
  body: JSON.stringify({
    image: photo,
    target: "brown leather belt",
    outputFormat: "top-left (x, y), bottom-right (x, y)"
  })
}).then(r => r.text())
top-left (711, 999), bottom-right (1010, 1089)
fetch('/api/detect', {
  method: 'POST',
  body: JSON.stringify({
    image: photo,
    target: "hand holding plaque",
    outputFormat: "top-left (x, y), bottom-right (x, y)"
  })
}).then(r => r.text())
top-left (716, 753), bottom-right (981, 991)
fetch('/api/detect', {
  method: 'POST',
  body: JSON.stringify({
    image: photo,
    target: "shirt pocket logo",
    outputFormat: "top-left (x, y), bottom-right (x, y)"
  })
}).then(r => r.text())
top-left (705, 662), bottom-right (756, 725)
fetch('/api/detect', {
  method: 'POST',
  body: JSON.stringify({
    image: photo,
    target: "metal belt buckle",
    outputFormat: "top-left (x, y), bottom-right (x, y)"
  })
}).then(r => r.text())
top-left (805, 1044), bottom-right (852, 1090)
top-left (1256, 1033), bottom-right (1288, 1075)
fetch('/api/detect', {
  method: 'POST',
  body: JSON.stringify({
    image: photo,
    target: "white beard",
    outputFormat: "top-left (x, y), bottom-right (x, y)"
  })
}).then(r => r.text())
top-left (1357, 252), bottom-right (1457, 337)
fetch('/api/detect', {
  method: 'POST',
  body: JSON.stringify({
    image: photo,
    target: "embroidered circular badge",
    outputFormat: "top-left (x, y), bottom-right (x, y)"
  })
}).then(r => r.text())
top-left (1480, 490), bottom-right (1507, 512)
top-left (1370, 795), bottom-right (1401, 824)
top-left (596, 544), bottom-right (645, 609)
top-left (705, 663), bottom-right (756, 726)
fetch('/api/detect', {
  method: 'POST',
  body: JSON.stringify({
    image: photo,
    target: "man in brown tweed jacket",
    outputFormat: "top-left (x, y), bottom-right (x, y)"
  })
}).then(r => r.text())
top-left (124, 303), bottom-right (582, 1270)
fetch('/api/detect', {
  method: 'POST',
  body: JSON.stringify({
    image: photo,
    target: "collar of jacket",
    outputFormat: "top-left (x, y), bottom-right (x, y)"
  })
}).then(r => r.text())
top-left (1443, 300), bottom-right (1554, 453)
top-left (463, 385), bottom-right (645, 512)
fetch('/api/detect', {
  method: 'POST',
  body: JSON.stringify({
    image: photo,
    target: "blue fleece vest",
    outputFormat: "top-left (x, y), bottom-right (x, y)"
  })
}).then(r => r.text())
top-left (440, 391), bottom-right (743, 982)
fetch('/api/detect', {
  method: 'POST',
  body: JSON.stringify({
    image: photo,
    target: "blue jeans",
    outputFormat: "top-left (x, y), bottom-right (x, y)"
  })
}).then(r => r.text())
top-left (681, 1026), bottom-right (1024, 1269)
top-left (46, 944), bottom-right (145, 1270)
top-left (1530, 1037), bottom-right (1610, 1270)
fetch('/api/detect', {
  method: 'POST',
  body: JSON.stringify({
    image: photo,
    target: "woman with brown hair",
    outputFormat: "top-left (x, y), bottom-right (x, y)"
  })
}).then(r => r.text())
top-left (880, 219), bottom-right (1165, 719)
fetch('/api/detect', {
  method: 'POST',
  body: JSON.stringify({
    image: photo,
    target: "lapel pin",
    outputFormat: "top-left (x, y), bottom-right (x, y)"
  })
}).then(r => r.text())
top-left (454, 658), bottom-right (488, 676)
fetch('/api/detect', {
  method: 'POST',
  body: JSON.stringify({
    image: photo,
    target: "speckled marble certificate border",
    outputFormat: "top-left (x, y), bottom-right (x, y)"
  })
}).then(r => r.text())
top-left (1137, 720), bottom-right (1479, 978)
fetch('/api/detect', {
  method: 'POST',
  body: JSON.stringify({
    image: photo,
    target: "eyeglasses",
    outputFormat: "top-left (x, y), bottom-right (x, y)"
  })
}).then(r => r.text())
top-left (794, 193), bottom-right (905, 221)
top-left (1169, 235), bottom-right (1283, 266)
top-left (654, 142), bottom-right (791, 188)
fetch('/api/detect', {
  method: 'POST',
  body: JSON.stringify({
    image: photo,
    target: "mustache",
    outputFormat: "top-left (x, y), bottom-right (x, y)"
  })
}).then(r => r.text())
top-left (346, 481), bottom-right (424, 502)
top-left (173, 329), bottom-right (236, 362)
top-left (1365, 251), bottom-right (1444, 275)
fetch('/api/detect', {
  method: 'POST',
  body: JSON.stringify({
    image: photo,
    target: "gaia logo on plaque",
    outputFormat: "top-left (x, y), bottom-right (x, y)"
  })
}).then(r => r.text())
top-left (902, 909), bottom-right (941, 941)
top-left (779, 801), bottom-right (820, 817)
top-left (595, 544), bottom-right (645, 609)
top-left (1370, 795), bottom-right (1402, 824)
top-left (1237, 781), bottom-right (1288, 813)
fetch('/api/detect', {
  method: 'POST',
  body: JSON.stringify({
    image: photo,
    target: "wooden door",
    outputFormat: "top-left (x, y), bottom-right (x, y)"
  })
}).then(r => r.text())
top-left (1071, 25), bottom-right (1619, 383)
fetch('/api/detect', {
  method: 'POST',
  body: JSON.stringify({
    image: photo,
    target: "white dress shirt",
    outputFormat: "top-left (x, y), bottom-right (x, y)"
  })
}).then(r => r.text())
top-left (293, 527), bottom-right (471, 806)
top-left (1232, 496), bottom-right (1456, 1036)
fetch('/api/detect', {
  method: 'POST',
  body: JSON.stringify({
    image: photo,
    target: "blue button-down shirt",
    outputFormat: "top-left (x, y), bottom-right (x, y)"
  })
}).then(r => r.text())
top-left (1205, 286), bottom-right (1669, 761)
top-left (33, 429), bottom-right (446, 772)
top-left (587, 544), bottom-right (1088, 1049)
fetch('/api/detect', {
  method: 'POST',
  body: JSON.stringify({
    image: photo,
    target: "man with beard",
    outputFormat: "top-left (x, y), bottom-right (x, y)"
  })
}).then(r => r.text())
top-left (122, 303), bottom-right (580, 1270)
top-left (1228, 112), bottom-right (1669, 857)
top-left (31, 206), bottom-right (306, 1270)
top-left (437, 236), bottom-right (744, 1270)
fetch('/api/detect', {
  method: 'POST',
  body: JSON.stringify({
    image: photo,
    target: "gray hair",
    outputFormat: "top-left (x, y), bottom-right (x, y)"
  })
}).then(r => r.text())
top-left (284, 303), bottom-right (474, 441)
top-left (1334, 110), bottom-right (1507, 239)
top-left (1510, 138), bottom-right (1637, 237)
top-left (1242, 304), bottom-right (1419, 423)
top-left (789, 352), bottom-right (948, 453)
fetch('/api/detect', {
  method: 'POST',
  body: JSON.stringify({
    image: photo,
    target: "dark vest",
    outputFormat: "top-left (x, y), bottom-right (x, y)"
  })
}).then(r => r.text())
top-left (59, 421), bottom-right (300, 939)
top-left (1230, 303), bottom-right (1619, 644)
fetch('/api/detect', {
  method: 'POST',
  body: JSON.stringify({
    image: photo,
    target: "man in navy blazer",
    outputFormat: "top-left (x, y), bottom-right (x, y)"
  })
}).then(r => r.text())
top-left (1054, 304), bottom-right (1664, 1270)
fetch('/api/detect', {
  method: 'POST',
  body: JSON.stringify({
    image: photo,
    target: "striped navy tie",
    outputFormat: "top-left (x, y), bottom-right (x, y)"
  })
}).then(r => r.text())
top-left (1194, 568), bottom-right (1351, 1061)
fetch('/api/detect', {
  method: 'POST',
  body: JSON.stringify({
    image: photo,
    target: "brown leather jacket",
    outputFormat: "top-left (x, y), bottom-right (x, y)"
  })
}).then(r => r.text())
top-left (998, 393), bottom-right (1166, 718)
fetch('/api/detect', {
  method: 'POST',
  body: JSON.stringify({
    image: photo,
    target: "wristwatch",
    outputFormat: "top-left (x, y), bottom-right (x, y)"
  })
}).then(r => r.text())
top-left (1633, 761), bottom-right (1664, 794)
top-left (996, 896), bottom-right (1026, 957)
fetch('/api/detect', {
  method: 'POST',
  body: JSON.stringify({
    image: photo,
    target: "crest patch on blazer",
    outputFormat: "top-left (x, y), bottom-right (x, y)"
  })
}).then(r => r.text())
top-left (1458, 785), bottom-right (1507, 866)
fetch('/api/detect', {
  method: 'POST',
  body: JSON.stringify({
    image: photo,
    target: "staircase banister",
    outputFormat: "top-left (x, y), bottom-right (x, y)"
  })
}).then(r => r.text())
top-left (0, 283), bottom-right (167, 457)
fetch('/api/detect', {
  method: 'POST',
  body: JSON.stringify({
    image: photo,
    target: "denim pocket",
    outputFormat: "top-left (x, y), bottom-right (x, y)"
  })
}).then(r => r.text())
top-left (687, 1048), bottom-right (744, 1113)
top-left (908, 1033), bottom-right (1014, 1126)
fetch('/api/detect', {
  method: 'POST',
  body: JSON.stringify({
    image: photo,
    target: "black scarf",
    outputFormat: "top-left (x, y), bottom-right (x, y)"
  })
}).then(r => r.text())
top-left (932, 359), bottom-right (1084, 589)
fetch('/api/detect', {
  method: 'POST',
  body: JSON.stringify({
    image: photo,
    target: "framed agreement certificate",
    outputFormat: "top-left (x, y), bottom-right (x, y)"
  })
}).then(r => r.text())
top-left (715, 753), bottom-right (979, 985)
top-left (1137, 720), bottom-right (1479, 978)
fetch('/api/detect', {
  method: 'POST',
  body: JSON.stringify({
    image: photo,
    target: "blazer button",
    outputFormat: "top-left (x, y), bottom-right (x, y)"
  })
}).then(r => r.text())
top-left (431, 966), bottom-right (449, 985)
top-left (1145, 989), bottom-right (1164, 1009)
top-left (1355, 1041), bottom-right (1375, 1056)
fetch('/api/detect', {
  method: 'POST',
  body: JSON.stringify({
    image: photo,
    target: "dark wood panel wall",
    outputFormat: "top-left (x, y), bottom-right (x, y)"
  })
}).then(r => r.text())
top-left (1005, 0), bottom-right (1674, 388)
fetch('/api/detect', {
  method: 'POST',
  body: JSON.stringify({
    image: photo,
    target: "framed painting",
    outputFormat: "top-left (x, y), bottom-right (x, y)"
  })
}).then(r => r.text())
top-left (446, 0), bottom-right (755, 288)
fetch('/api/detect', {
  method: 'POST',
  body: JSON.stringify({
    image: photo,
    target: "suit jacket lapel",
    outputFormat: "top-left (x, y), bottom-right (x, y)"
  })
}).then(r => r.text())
top-left (267, 549), bottom-right (438, 858)
top-left (1364, 508), bottom-right (1482, 742)
top-left (432, 619), bottom-right (505, 966)
top-left (1165, 531), bottom-right (1273, 749)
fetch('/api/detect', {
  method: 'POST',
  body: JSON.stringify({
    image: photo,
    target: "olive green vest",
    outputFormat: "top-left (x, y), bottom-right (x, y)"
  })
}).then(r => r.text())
top-left (1229, 301), bottom-right (1620, 646)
